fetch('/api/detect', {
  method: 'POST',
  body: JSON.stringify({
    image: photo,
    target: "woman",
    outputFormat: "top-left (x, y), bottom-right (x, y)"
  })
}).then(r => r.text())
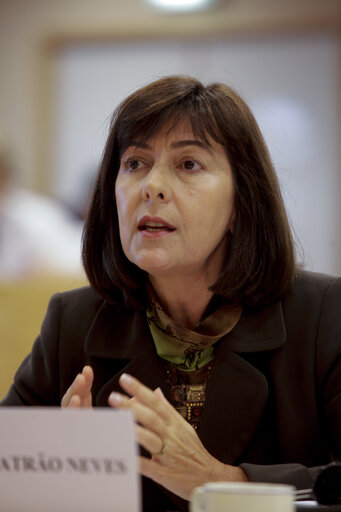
top-left (2, 76), bottom-right (340, 512)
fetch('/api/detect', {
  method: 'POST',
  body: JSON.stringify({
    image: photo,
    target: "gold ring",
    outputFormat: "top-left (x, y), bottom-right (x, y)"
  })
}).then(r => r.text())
top-left (158, 441), bottom-right (166, 456)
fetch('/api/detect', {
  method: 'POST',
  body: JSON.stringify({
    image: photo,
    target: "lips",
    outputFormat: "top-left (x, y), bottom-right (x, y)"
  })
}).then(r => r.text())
top-left (138, 216), bottom-right (176, 232)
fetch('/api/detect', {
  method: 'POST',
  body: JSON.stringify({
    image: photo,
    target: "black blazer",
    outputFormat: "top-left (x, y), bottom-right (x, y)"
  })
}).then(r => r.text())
top-left (2, 270), bottom-right (341, 512)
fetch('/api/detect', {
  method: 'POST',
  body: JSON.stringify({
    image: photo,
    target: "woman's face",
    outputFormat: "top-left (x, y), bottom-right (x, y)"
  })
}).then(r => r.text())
top-left (115, 120), bottom-right (235, 284)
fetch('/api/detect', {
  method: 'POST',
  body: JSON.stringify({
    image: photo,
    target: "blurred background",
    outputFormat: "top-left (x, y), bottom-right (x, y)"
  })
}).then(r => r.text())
top-left (0, 0), bottom-right (340, 398)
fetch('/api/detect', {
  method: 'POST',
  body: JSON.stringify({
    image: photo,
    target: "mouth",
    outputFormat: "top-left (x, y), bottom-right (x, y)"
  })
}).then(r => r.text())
top-left (138, 216), bottom-right (176, 233)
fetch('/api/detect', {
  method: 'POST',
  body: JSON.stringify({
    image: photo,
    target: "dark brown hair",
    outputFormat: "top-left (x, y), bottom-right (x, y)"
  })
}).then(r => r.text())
top-left (82, 75), bottom-right (295, 309)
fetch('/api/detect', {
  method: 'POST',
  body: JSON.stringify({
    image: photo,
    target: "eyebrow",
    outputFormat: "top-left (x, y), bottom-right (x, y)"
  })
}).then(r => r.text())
top-left (128, 139), bottom-right (212, 153)
top-left (171, 140), bottom-right (212, 152)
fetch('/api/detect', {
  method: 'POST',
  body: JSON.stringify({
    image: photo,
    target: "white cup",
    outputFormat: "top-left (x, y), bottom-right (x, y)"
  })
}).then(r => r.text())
top-left (190, 481), bottom-right (295, 512)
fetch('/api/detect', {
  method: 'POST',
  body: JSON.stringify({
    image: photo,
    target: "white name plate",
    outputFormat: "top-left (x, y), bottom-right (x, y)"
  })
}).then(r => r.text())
top-left (0, 407), bottom-right (140, 512)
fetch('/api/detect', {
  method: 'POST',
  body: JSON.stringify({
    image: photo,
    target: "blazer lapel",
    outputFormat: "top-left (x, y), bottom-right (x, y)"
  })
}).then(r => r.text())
top-left (84, 302), bottom-right (170, 406)
top-left (95, 343), bottom-right (169, 406)
top-left (199, 345), bottom-right (268, 463)
top-left (84, 298), bottom-right (286, 464)
top-left (199, 301), bottom-right (286, 464)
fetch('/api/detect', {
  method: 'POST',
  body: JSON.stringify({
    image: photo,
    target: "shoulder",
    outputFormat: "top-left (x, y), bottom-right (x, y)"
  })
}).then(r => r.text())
top-left (286, 269), bottom-right (341, 302)
top-left (281, 269), bottom-right (341, 333)
top-left (42, 285), bottom-right (130, 336)
top-left (55, 285), bottom-right (104, 311)
top-left (44, 286), bottom-right (103, 321)
top-left (293, 268), bottom-right (340, 287)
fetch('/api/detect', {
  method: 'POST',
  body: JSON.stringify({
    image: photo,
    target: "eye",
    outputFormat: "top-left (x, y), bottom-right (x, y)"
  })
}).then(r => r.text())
top-left (128, 159), bottom-right (140, 170)
top-left (121, 158), bottom-right (143, 172)
top-left (180, 160), bottom-right (203, 172)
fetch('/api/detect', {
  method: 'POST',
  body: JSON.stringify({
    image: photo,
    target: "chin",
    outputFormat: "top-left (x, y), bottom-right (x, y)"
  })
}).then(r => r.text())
top-left (136, 260), bottom-right (172, 277)
top-left (128, 247), bottom-right (172, 272)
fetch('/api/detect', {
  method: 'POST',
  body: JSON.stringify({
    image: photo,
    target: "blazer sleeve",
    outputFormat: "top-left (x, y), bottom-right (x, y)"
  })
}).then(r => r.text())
top-left (239, 462), bottom-right (322, 489)
top-left (241, 276), bottom-right (341, 489)
top-left (316, 276), bottom-right (341, 459)
top-left (1, 293), bottom-right (63, 406)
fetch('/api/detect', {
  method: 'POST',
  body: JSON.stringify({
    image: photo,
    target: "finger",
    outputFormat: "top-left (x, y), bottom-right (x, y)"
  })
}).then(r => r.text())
top-left (69, 395), bottom-right (81, 407)
top-left (118, 374), bottom-right (172, 419)
top-left (61, 366), bottom-right (93, 408)
top-left (154, 387), bottom-right (165, 397)
top-left (77, 366), bottom-right (93, 406)
top-left (139, 455), bottom-right (169, 480)
top-left (78, 366), bottom-right (93, 404)
top-left (135, 425), bottom-right (163, 456)
top-left (81, 365), bottom-right (94, 390)
top-left (108, 391), bottom-right (166, 437)
top-left (61, 373), bottom-right (83, 407)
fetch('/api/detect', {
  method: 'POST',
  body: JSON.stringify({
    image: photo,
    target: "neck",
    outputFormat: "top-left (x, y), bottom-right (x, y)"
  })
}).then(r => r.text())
top-left (149, 273), bottom-right (215, 329)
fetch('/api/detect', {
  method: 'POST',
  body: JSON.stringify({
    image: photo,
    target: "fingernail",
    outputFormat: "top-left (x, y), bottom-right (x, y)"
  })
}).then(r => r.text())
top-left (120, 373), bottom-right (132, 384)
top-left (155, 387), bottom-right (165, 397)
top-left (109, 392), bottom-right (123, 404)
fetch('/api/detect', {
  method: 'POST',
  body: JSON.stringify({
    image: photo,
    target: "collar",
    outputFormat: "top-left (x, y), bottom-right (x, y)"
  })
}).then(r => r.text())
top-left (224, 301), bottom-right (286, 352)
top-left (84, 299), bottom-right (286, 359)
top-left (84, 301), bottom-right (151, 359)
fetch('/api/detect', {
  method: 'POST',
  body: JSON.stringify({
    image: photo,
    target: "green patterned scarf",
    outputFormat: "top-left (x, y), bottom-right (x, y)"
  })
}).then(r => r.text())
top-left (146, 286), bottom-right (242, 371)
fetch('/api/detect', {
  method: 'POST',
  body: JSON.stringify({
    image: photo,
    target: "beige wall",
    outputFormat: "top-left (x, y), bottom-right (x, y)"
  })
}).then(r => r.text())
top-left (0, 0), bottom-right (340, 192)
top-left (0, 275), bottom-right (88, 400)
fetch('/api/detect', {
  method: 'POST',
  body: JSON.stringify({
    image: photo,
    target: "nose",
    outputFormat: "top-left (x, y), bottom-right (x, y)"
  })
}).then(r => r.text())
top-left (142, 164), bottom-right (170, 202)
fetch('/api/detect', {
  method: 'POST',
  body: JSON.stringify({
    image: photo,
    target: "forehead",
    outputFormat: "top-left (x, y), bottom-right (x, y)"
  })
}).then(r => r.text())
top-left (149, 121), bottom-right (199, 147)
top-left (159, 117), bottom-right (196, 137)
top-left (125, 117), bottom-right (218, 151)
top-left (121, 112), bottom-right (211, 149)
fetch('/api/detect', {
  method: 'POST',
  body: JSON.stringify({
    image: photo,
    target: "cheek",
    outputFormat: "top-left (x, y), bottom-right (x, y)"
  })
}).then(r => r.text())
top-left (203, 191), bottom-right (235, 237)
top-left (115, 184), bottom-right (135, 226)
top-left (115, 184), bottom-right (125, 215)
top-left (115, 188), bottom-right (129, 243)
top-left (115, 184), bottom-right (139, 251)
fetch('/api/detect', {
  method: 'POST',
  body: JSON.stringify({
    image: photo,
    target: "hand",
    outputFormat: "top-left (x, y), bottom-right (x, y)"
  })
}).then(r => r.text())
top-left (61, 365), bottom-right (94, 408)
top-left (108, 373), bottom-right (247, 500)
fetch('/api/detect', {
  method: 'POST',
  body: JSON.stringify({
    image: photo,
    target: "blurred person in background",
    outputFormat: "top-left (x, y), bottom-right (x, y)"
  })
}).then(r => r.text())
top-left (0, 150), bottom-right (84, 280)
top-left (1, 76), bottom-right (340, 512)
